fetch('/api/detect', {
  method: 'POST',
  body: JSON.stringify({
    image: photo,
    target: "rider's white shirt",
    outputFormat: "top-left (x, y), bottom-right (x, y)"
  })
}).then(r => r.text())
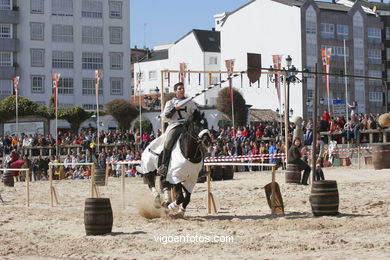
top-left (163, 97), bottom-right (198, 126)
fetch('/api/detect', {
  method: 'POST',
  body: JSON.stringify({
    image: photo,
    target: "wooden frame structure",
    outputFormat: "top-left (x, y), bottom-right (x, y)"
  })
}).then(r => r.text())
top-left (0, 168), bottom-right (31, 207)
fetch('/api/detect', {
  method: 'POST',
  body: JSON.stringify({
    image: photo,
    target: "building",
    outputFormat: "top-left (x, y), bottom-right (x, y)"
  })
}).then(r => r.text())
top-left (0, 0), bottom-right (131, 110)
top-left (133, 29), bottom-right (221, 107)
top-left (218, 0), bottom-right (386, 120)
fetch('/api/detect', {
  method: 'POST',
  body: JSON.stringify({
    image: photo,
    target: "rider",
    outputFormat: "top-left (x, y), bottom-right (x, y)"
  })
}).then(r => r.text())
top-left (157, 82), bottom-right (198, 176)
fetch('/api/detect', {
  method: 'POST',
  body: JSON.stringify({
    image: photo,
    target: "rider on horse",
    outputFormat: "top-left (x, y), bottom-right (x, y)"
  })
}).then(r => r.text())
top-left (157, 82), bottom-right (198, 176)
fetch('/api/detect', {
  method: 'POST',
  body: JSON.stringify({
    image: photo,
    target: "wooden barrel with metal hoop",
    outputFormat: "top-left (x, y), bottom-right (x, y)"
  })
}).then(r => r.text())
top-left (94, 168), bottom-right (106, 186)
top-left (222, 166), bottom-right (234, 180)
top-left (212, 166), bottom-right (223, 181)
top-left (285, 164), bottom-right (301, 184)
top-left (372, 144), bottom-right (390, 170)
top-left (84, 198), bottom-right (113, 236)
top-left (3, 171), bottom-right (14, 187)
top-left (310, 180), bottom-right (339, 216)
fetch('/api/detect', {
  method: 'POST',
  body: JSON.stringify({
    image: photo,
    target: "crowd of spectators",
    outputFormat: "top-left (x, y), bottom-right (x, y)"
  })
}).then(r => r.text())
top-left (1, 109), bottom-right (388, 180)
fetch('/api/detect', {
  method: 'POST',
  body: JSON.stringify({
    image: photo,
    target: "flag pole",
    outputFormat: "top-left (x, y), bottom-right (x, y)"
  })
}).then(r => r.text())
top-left (95, 70), bottom-right (102, 153)
top-left (55, 81), bottom-right (58, 157)
top-left (343, 39), bottom-right (348, 121)
top-left (15, 88), bottom-right (18, 139)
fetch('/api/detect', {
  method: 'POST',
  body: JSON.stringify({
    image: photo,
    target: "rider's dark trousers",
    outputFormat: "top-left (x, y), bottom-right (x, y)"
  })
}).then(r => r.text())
top-left (161, 125), bottom-right (183, 167)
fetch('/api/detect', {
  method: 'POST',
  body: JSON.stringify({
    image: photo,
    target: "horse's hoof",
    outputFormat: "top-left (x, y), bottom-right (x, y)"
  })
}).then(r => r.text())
top-left (153, 196), bottom-right (161, 209)
top-left (161, 201), bottom-right (170, 208)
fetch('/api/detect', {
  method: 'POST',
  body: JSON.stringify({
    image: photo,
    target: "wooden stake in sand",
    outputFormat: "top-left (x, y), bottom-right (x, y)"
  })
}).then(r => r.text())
top-left (121, 164), bottom-right (125, 209)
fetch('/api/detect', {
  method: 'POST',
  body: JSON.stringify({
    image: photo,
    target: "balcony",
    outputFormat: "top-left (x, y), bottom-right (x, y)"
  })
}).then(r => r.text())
top-left (0, 66), bottom-right (20, 79)
top-left (0, 10), bottom-right (19, 24)
top-left (0, 38), bottom-right (19, 52)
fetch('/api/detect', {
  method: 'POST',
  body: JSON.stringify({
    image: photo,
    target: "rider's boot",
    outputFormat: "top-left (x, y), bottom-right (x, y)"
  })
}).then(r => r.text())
top-left (157, 148), bottom-right (172, 177)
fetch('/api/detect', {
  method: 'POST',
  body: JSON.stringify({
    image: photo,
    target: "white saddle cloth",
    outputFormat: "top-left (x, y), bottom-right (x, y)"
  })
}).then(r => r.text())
top-left (137, 134), bottom-right (202, 193)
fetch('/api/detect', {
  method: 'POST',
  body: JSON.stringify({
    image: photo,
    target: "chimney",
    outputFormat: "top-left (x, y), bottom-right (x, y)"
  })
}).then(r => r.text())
top-left (212, 27), bottom-right (215, 31)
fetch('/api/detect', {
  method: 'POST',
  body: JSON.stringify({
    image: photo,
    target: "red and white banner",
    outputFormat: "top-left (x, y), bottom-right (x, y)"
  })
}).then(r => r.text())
top-left (179, 62), bottom-right (188, 83)
top-left (272, 55), bottom-right (282, 102)
top-left (320, 48), bottom-right (332, 98)
top-left (52, 73), bottom-right (60, 112)
top-left (225, 59), bottom-right (235, 74)
top-left (12, 76), bottom-right (19, 96)
top-left (95, 70), bottom-right (102, 93)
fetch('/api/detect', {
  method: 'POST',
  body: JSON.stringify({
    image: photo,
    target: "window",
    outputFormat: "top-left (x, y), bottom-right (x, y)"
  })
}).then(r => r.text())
top-left (82, 104), bottom-right (103, 110)
top-left (354, 47), bottom-right (364, 60)
top-left (148, 70), bottom-right (157, 80)
top-left (336, 24), bottom-right (348, 40)
top-left (109, 1), bottom-right (122, 18)
top-left (0, 52), bottom-right (11, 66)
top-left (52, 25), bottom-right (73, 42)
top-left (82, 78), bottom-right (103, 95)
top-left (368, 49), bottom-right (381, 64)
top-left (306, 43), bottom-right (317, 57)
top-left (306, 21), bottom-right (316, 34)
top-left (58, 78), bottom-right (74, 94)
top-left (110, 77), bottom-right (123, 95)
top-left (30, 49), bottom-right (44, 67)
top-left (31, 75), bottom-right (45, 93)
top-left (387, 69), bottom-right (390, 81)
top-left (209, 57), bottom-right (217, 65)
top-left (82, 0), bottom-right (102, 18)
top-left (368, 28), bottom-right (381, 43)
top-left (30, 22), bottom-right (44, 40)
top-left (52, 0), bottom-right (73, 16)
top-left (82, 52), bottom-right (103, 70)
top-left (82, 26), bottom-right (103, 44)
top-left (387, 48), bottom-right (390, 61)
top-left (110, 52), bottom-right (123, 70)
top-left (211, 76), bottom-right (218, 84)
top-left (52, 51), bottom-right (73, 69)
top-left (0, 0), bottom-right (11, 10)
top-left (386, 28), bottom-right (390, 40)
top-left (369, 92), bottom-right (382, 102)
top-left (58, 103), bottom-right (73, 107)
top-left (368, 70), bottom-right (382, 86)
top-left (0, 24), bottom-right (11, 38)
top-left (31, 0), bottom-right (44, 14)
top-left (320, 23), bottom-right (334, 39)
top-left (109, 27), bottom-right (122, 44)
top-left (0, 80), bottom-right (12, 96)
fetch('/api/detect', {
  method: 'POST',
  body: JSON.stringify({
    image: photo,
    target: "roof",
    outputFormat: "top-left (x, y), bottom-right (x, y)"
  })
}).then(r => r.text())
top-left (250, 109), bottom-right (280, 122)
top-left (175, 29), bottom-right (220, 53)
top-left (358, 0), bottom-right (390, 12)
top-left (138, 49), bottom-right (168, 63)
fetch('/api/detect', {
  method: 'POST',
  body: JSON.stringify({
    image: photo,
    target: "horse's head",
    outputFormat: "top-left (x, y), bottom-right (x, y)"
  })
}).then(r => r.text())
top-left (184, 109), bottom-right (211, 148)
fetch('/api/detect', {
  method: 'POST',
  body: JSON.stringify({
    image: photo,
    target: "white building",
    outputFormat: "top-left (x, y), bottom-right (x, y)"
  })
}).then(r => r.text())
top-left (134, 29), bottom-right (221, 106)
top-left (219, 0), bottom-right (303, 117)
top-left (0, 0), bottom-right (131, 110)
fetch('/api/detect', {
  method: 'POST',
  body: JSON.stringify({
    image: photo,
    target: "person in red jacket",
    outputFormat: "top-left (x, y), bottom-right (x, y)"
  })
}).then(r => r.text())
top-left (322, 109), bottom-right (331, 123)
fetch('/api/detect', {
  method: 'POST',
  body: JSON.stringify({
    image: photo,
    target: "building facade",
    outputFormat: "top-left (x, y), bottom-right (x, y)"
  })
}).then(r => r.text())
top-left (0, 0), bottom-right (131, 110)
top-left (133, 29), bottom-right (221, 107)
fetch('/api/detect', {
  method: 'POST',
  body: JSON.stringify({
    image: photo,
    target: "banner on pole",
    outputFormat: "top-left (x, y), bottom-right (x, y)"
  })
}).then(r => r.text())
top-left (13, 76), bottom-right (19, 96)
top-left (272, 55), bottom-right (282, 102)
top-left (52, 73), bottom-right (60, 112)
top-left (95, 70), bottom-right (103, 93)
top-left (179, 63), bottom-right (188, 83)
top-left (320, 48), bottom-right (332, 98)
top-left (225, 59), bottom-right (235, 106)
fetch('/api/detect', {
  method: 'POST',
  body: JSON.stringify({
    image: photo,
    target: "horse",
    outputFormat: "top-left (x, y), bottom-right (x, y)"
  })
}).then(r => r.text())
top-left (137, 109), bottom-right (211, 216)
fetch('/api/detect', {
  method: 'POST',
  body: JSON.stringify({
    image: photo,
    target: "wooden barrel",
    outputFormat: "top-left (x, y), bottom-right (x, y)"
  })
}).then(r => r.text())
top-left (222, 166), bottom-right (234, 180)
top-left (310, 180), bottom-right (339, 216)
top-left (372, 144), bottom-right (390, 170)
top-left (94, 168), bottom-right (106, 186)
top-left (212, 166), bottom-right (223, 181)
top-left (84, 198), bottom-right (113, 236)
top-left (285, 164), bottom-right (301, 184)
top-left (3, 171), bottom-right (14, 187)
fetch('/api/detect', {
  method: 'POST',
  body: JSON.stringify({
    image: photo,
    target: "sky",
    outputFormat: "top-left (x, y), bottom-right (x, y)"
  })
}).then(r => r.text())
top-left (130, 0), bottom-right (251, 49)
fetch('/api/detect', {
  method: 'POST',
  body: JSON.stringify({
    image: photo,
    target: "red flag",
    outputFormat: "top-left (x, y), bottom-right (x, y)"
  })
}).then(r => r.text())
top-left (320, 48), bottom-right (331, 98)
top-left (13, 76), bottom-right (19, 96)
top-left (52, 73), bottom-right (60, 112)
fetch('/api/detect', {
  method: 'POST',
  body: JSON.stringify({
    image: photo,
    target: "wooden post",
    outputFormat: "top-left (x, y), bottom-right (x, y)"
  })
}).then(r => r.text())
top-left (26, 169), bottom-right (30, 207)
top-left (91, 164), bottom-right (95, 198)
top-left (121, 164), bottom-right (125, 209)
top-left (358, 145), bottom-right (361, 169)
top-left (271, 165), bottom-right (276, 214)
top-left (206, 165), bottom-right (211, 214)
top-left (283, 74), bottom-right (289, 164)
top-left (105, 166), bottom-right (109, 186)
top-left (49, 166), bottom-right (53, 207)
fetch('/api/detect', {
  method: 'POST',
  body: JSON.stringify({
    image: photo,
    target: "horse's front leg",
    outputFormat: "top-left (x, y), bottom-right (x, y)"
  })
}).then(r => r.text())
top-left (168, 184), bottom-right (191, 216)
top-left (143, 171), bottom-right (161, 208)
top-left (160, 175), bottom-right (172, 208)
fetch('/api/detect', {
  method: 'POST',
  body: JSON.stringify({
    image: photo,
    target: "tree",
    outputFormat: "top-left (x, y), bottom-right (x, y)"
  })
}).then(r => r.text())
top-left (0, 96), bottom-right (40, 123)
top-left (216, 87), bottom-right (247, 127)
top-left (105, 99), bottom-right (138, 131)
top-left (133, 118), bottom-right (152, 133)
top-left (59, 107), bottom-right (93, 134)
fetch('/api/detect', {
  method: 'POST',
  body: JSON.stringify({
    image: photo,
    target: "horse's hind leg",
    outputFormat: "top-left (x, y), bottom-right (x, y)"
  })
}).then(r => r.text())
top-left (143, 171), bottom-right (161, 208)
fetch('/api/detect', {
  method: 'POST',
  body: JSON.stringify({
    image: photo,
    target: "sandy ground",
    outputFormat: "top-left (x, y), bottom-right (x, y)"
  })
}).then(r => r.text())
top-left (1, 165), bottom-right (390, 260)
